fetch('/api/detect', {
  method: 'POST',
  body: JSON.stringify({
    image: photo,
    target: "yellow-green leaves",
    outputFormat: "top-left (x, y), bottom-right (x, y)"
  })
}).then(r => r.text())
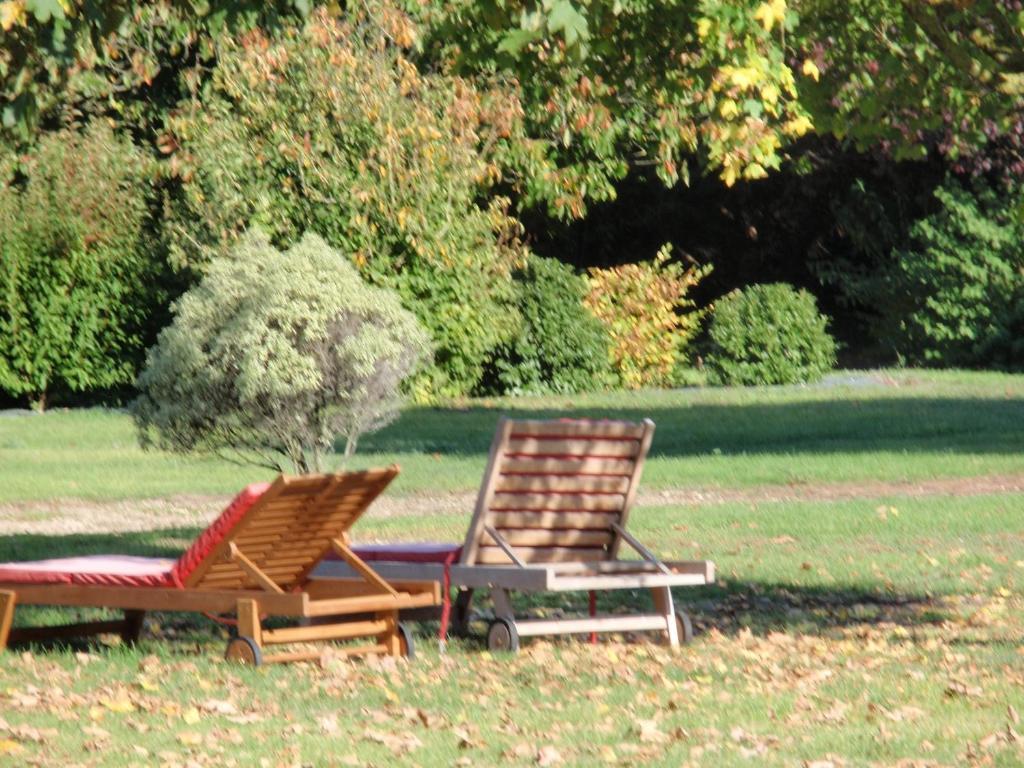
top-left (584, 245), bottom-right (710, 388)
top-left (753, 0), bottom-right (786, 32)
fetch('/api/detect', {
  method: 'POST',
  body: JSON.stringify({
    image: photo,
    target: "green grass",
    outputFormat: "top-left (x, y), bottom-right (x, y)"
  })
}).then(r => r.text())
top-left (1, 494), bottom-right (1023, 765)
top-left (1, 369), bottom-right (1024, 765)
top-left (2, 368), bottom-right (1024, 502)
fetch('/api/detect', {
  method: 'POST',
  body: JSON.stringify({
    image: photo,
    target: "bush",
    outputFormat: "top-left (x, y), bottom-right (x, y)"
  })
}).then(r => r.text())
top-left (584, 246), bottom-right (710, 389)
top-left (164, 9), bottom-right (522, 398)
top-left (0, 123), bottom-right (163, 410)
top-left (888, 178), bottom-right (1024, 367)
top-left (706, 283), bottom-right (837, 386)
top-left (483, 256), bottom-right (613, 394)
top-left (133, 231), bottom-right (431, 472)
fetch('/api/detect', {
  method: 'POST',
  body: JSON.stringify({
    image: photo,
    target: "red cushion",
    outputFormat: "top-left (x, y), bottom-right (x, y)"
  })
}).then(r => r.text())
top-left (168, 482), bottom-right (271, 586)
top-left (350, 542), bottom-right (462, 563)
top-left (0, 555), bottom-right (177, 587)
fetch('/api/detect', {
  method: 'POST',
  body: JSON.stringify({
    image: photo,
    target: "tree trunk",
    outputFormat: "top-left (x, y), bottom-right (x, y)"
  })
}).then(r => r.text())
top-left (31, 390), bottom-right (47, 412)
top-left (339, 433), bottom-right (359, 468)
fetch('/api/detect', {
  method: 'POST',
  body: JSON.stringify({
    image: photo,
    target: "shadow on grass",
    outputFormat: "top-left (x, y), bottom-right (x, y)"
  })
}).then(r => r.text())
top-left (462, 581), bottom-right (956, 640)
top-left (0, 529), bottom-right (196, 562)
top-left (0, 530), bottom-right (1010, 654)
top-left (360, 397), bottom-right (1024, 459)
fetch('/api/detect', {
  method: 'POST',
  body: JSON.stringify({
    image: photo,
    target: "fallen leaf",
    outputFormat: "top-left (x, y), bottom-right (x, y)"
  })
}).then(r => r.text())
top-left (101, 697), bottom-right (134, 714)
top-left (945, 680), bottom-right (983, 699)
top-left (200, 699), bottom-right (238, 715)
top-left (318, 715), bottom-right (340, 735)
top-left (636, 719), bottom-right (668, 744)
top-left (537, 745), bottom-right (563, 765)
top-left (177, 731), bottom-right (202, 746)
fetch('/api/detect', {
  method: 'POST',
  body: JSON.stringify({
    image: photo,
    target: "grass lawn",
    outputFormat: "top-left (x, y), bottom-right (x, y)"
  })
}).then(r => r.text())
top-left (2, 368), bottom-right (1024, 503)
top-left (0, 369), bottom-right (1023, 766)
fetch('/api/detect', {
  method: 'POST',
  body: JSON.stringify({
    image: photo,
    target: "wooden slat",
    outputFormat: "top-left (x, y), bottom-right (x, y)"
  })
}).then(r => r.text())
top-left (489, 493), bottom-right (626, 512)
top-left (305, 590), bottom-right (439, 617)
top-left (505, 438), bottom-right (639, 458)
top-left (460, 417), bottom-right (515, 565)
top-left (514, 614), bottom-right (668, 637)
top-left (476, 546), bottom-right (607, 565)
top-left (189, 467), bottom-right (399, 589)
top-left (228, 543), bottom-right (284, 594)
top-left (500, 457), bottom-right (635, 476)
top-left (489, 511), bottom-right (618, 530)
top-left (5, 584), bottom-right (309, 615)
top-left (495, 475), bottom-right (630, 494)
top-left (609, 418), bottom-right (654, 558)
top-left (485, 529), bottom-right (612, 548)
top-left (257, 555), bottom-right (319, 569)
top-left (262, 618), bottom-right (388, 644)
top-left (507, 420), bottom-right (646, 439)
top-left (305, 577), bottom-right (440, 602)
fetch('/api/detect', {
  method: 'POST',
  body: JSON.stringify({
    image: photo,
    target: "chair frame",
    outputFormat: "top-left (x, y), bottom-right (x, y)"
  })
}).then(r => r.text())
top-left (323, 418), bottom-right (714, 650)
top-left (0, 469), bottom-right (440, 664)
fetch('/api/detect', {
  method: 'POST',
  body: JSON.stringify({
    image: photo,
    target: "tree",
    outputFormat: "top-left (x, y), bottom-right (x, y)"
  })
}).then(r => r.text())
top-left (794, 0), bottom-right (1024, 178)
top-left (408, 0), bottom-right (817, 218)
top-left (888, 178), bottom-right (1024, 367)
top-left (0, 122), bottom-right (161, 410)
top-left (164, 8), bottom-right (524, 397)
top-left (0, 0), bottom-right (316, 138)
top-left (133, 230), bottom-right (431, 473)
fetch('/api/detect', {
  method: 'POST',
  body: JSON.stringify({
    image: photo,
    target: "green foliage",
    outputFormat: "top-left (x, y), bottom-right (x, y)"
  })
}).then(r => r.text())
top-left (796, 0), bottom-right (1024, 165)
top-left (483, 256), bottom-right (613, 395)
top-left (584, 246), bottom-right (710, 389)
top-left (888, 179), bottom-right (1024, 368)
top-left (409, 0), bottom-right (815, 218)
top-left (0, 122), bottom-right (161, 409)
top-left (133, 230), bottom-right (431, 473)
top-left (0, 0), bottom-right (318, 138)
top-left (165, 9), bottom-right (522, 397)
top-left (706, 283), bottom-right (836, 386)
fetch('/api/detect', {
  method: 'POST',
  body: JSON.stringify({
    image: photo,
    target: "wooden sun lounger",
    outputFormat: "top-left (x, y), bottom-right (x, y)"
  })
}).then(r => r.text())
top-left (0, 468), bottom-right (440, 664)
top-left (320, 418), bottom-right (714, 652)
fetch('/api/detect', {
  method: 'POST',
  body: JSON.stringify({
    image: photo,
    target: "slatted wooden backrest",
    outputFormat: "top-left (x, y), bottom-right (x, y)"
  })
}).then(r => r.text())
top-left (460, 418), bottom-right (655, 565)
top-left (184, 467), bottom-right (398, 591)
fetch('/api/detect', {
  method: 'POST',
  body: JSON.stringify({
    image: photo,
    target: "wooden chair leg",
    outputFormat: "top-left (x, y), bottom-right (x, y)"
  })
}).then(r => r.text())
top-left (651, 587), bottom-right (679, 647)
top-left (0, 591), bottom-right (14, 650)
top-left (122, 610), bottom-right (145, 645)
top-left (491, 587), bottom-right (515, 621)
top-left (236, 599), bottom-right (263, 649)
top-left (376, 611), bottom-right (401, 657)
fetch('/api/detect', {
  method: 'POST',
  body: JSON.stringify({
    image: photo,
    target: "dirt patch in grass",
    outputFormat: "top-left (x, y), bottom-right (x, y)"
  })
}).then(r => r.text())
top-left (2, 473), bottom-right (1024, 536)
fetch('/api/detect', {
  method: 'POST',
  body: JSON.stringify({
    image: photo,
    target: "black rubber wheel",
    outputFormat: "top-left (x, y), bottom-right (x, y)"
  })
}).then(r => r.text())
top-left (397, 623), bottom-right (415, 659)
top-left (225, 635), bottom-right (262, 666)
top-left (486, 618), bottom-right (520, 653)
top-left (675, 612), bottom-right (694, 645)
top-left (451, 590), bottom-right (474, 638)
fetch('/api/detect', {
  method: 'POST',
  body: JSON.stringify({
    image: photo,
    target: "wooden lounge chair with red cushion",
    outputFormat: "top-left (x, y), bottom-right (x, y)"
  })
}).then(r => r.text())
top-left (320, 418), bottom-right (715, 652)
top-left (0, 468), bottom-right (440, 664)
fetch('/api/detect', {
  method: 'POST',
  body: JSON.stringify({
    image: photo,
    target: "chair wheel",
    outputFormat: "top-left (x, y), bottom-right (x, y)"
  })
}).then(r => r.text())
top-left (486, 618), bottom-right (519, 653)
top-left (225, 635), bottom-right (262, 665)
top-left (397, 623), bottom-right (415, 659)
top-left (675, 612), bottom-right (694, 645)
